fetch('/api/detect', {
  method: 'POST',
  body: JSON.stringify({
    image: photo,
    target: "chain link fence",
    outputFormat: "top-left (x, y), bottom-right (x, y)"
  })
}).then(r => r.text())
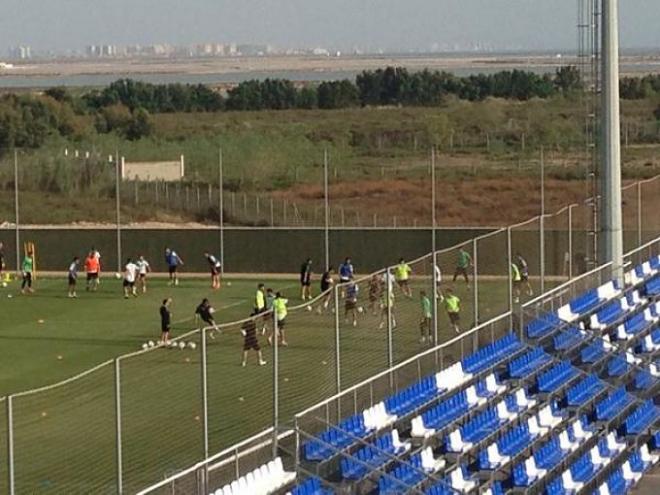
top-left (2, 189), bottom-right (660, 493)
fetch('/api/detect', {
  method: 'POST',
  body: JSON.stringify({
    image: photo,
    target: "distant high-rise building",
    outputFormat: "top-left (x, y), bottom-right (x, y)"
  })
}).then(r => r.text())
top-left (9, 45), bottom-right (31, 60)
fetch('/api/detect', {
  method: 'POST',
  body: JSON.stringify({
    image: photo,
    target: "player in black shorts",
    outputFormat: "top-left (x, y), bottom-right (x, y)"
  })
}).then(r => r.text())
top-left (67, 256), bottom-right (80, 298)
top-left (160, 298), bottom-right (172, 344)
top-left (317, 266), bottom-right (334, 313)
top-left (300, 258), bottom-right (312, 300)
top-left (241, 312), bottom-right (267, 367)
top-left (195, 298), bottom-right (218, 337)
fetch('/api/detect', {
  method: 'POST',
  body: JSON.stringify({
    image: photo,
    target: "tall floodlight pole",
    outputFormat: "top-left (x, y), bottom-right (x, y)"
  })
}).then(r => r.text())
top-left (324, 149), bottom-right (330, 272)
top-left (431, 147), bottom-right (439, 346)
top-left (600, 0), bottom-right (624, 281)
top-left (218, 149), bottom-right (225, 275)
top-left (14, 150), bottom-right (20, 273)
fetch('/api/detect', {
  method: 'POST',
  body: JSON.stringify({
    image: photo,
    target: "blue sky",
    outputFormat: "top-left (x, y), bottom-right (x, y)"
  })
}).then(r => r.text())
top-left (2, 0), bottom-right (659, 52)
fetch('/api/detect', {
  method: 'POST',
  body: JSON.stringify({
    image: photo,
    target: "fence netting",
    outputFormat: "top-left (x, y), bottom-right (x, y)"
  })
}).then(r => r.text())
top-left (11, 363), bottom-right (116, 494)
top-left (206, 316), bottom-right (274, 455)
top-left (475, 230), bottom-right (509, 322)
top-left (119, 331), bottom-right (204, 494)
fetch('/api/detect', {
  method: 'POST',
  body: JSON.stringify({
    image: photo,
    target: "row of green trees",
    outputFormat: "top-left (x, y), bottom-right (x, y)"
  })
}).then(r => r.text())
top-left (83, 67), bottom-right (582, 113)
top-left (1, 66), bottom-right (659, 151)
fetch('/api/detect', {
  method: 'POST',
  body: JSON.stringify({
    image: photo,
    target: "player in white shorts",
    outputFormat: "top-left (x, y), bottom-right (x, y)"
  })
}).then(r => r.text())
top-left (136, 255), bottom-right (151, 293)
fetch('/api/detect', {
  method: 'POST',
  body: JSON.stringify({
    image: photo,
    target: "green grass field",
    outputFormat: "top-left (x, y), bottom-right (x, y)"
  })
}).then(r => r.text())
top-left (0, 273), bottom-right (525, 493)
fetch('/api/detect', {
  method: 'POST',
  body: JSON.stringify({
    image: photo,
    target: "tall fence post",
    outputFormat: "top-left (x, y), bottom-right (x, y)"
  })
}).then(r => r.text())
top-left (334, 286), bottom-right (341, 420)
top-left (540, 214), bottom-right (546, 294)
top-left (507, 227), bottom-right (513, 324)
top-left (472, 238), bottom-right (479, 345)
top-left (568, 205), bottom-right (574, 279)
top-left (386, 269), bottom-right (394, 384)
top-left (272, 311), bottom-right (279, 458)
top-left (201, 329), bottom-right (209, 460)
top-left (637, 180), bottom-right (642, 254)
top-left (114, 359), bottom-right (123, 495)
top-left (7, 395), bottom-right (14, 495)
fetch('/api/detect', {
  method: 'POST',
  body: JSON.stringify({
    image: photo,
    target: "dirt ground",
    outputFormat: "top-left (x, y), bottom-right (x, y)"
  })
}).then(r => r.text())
top-left (272, 177), bottom-right (591, 226)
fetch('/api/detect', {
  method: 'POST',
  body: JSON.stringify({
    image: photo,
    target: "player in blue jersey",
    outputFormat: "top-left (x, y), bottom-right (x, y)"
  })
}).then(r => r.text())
top-left (164, 248), bottom-right (184, 286)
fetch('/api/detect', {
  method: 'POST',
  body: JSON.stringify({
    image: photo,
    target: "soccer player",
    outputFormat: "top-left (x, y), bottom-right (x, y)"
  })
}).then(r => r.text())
top-left (368, 274), bottom-right (383, 315)
top-left (204, 252), bottom-right (222, 289)
top-left (270, 292), bottom-right (289, 347)
top-left (434, 264), bottom-right (444, 301)
top-left (419, 290), bottom-right (432, 343)
top-left (344, 282), bottom-right (359, 327)
top-left (84, 251), bottom-right (100, 292)
top-left (264, 287), bottom-right (276, 334)
top-left (254, 283), bottom-right (267, 333)
top-left (123, 258), bottom-right (138, 298)
top-left (195, 298), bottom-right (218, 337)
top-left (379, 289), bottom-right (397, 330)
top-left (394, 258), bottom-right (413, 298)
top-left (91, 246), bottom-right (102, 282)
top-left (444, 288), bottom-right (461, 334)
top-left (511, 260), bottom-right (522, 304)
top-left (317, 266), bottom-right (334, 314)
top-left (516, 253), bottom-right (534, 296)
top-left (165, 248), bottom-right (184, 286)
top-left (68, 256), bottom-right (80, 298)
top-left (453, 248), bottom-right (472, 288)
top-left (21, 250), bottom-right (35, 294)
top-left (241, 312), bottom-right (267, 367)
top-left (160, 298), bottom-right (172, 345)
top-left (300, 258), bottom-right (313, 300)
top-left (136, 255), bottom-right (151, 293)
top-left (339, 257), bottom-right (354, 284)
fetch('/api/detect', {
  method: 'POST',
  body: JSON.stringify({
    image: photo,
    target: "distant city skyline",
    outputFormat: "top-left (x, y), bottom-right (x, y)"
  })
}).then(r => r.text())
top-left (2, 0), bottom-right (660, 55)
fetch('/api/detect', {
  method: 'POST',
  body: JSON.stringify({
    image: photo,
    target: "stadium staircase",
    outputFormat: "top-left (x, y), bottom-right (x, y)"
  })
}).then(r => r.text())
top-left (210, 255), bottom-right (660, 495)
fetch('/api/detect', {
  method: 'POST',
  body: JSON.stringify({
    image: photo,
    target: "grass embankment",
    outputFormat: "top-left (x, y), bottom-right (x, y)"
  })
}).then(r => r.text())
top-left (1, 98), bottom-right (659, 225)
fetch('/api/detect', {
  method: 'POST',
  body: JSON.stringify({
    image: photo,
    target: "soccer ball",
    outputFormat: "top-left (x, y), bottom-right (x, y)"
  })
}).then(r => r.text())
top-left (141, 343), bottom-right (149, 350)
top-left (115, 273), bottom-right (121, 279)
top-left (178, 342), bottom-right (186, 350)
top-left (306, 305), bottom-right (313, 312)
top-left (227, 281), bottom-right (232, 287)
top-left (1, 282), bottom-right (7, 288)
top-left (357, 306), bottom-right (364, 314)
top-left (188, 342), bottom-right (197, 350)
top-left (148, 341), bottom-right (155, 348)
top-left (209, 308), bottom-right (215, 314)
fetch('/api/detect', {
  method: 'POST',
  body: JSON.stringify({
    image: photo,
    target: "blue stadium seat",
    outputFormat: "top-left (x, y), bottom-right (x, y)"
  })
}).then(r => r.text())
top-left (508, 347), bottom-right (551, 378)
top-left (461, 333), bottom-right (522, 374)
top-left (553, 327), bottom-right (587, 351)
top-left (340, 429), bottom-right (410, 480)
top-left (303, 414), bottom-right (371, 461)
top-left (622, 400), bottom-right (660, 436)
top-left (565, 374), bottom-right (605, 407)
top-left (526, 313), bottom-right (562, 339)
top-left (605, 355), bottom-right (631, 378)
top-left (633, 369), bottom-right (657, 391)
top-left (595, 386), bottom-right (634, 422)
top-left (580, 340), bottom-right (611, 364)
top-left (590, 298), bottom-right (627, 330)
top-left (378, 453), bottom-right (426, 494)
top-left (537, 361), bottom-right (579, 393)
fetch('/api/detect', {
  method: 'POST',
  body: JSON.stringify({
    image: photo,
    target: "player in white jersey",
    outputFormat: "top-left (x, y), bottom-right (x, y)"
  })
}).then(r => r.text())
top-left (123, 258), bottom-right (138, 298)
top-left (136, 255), bottom-right (151, 293)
